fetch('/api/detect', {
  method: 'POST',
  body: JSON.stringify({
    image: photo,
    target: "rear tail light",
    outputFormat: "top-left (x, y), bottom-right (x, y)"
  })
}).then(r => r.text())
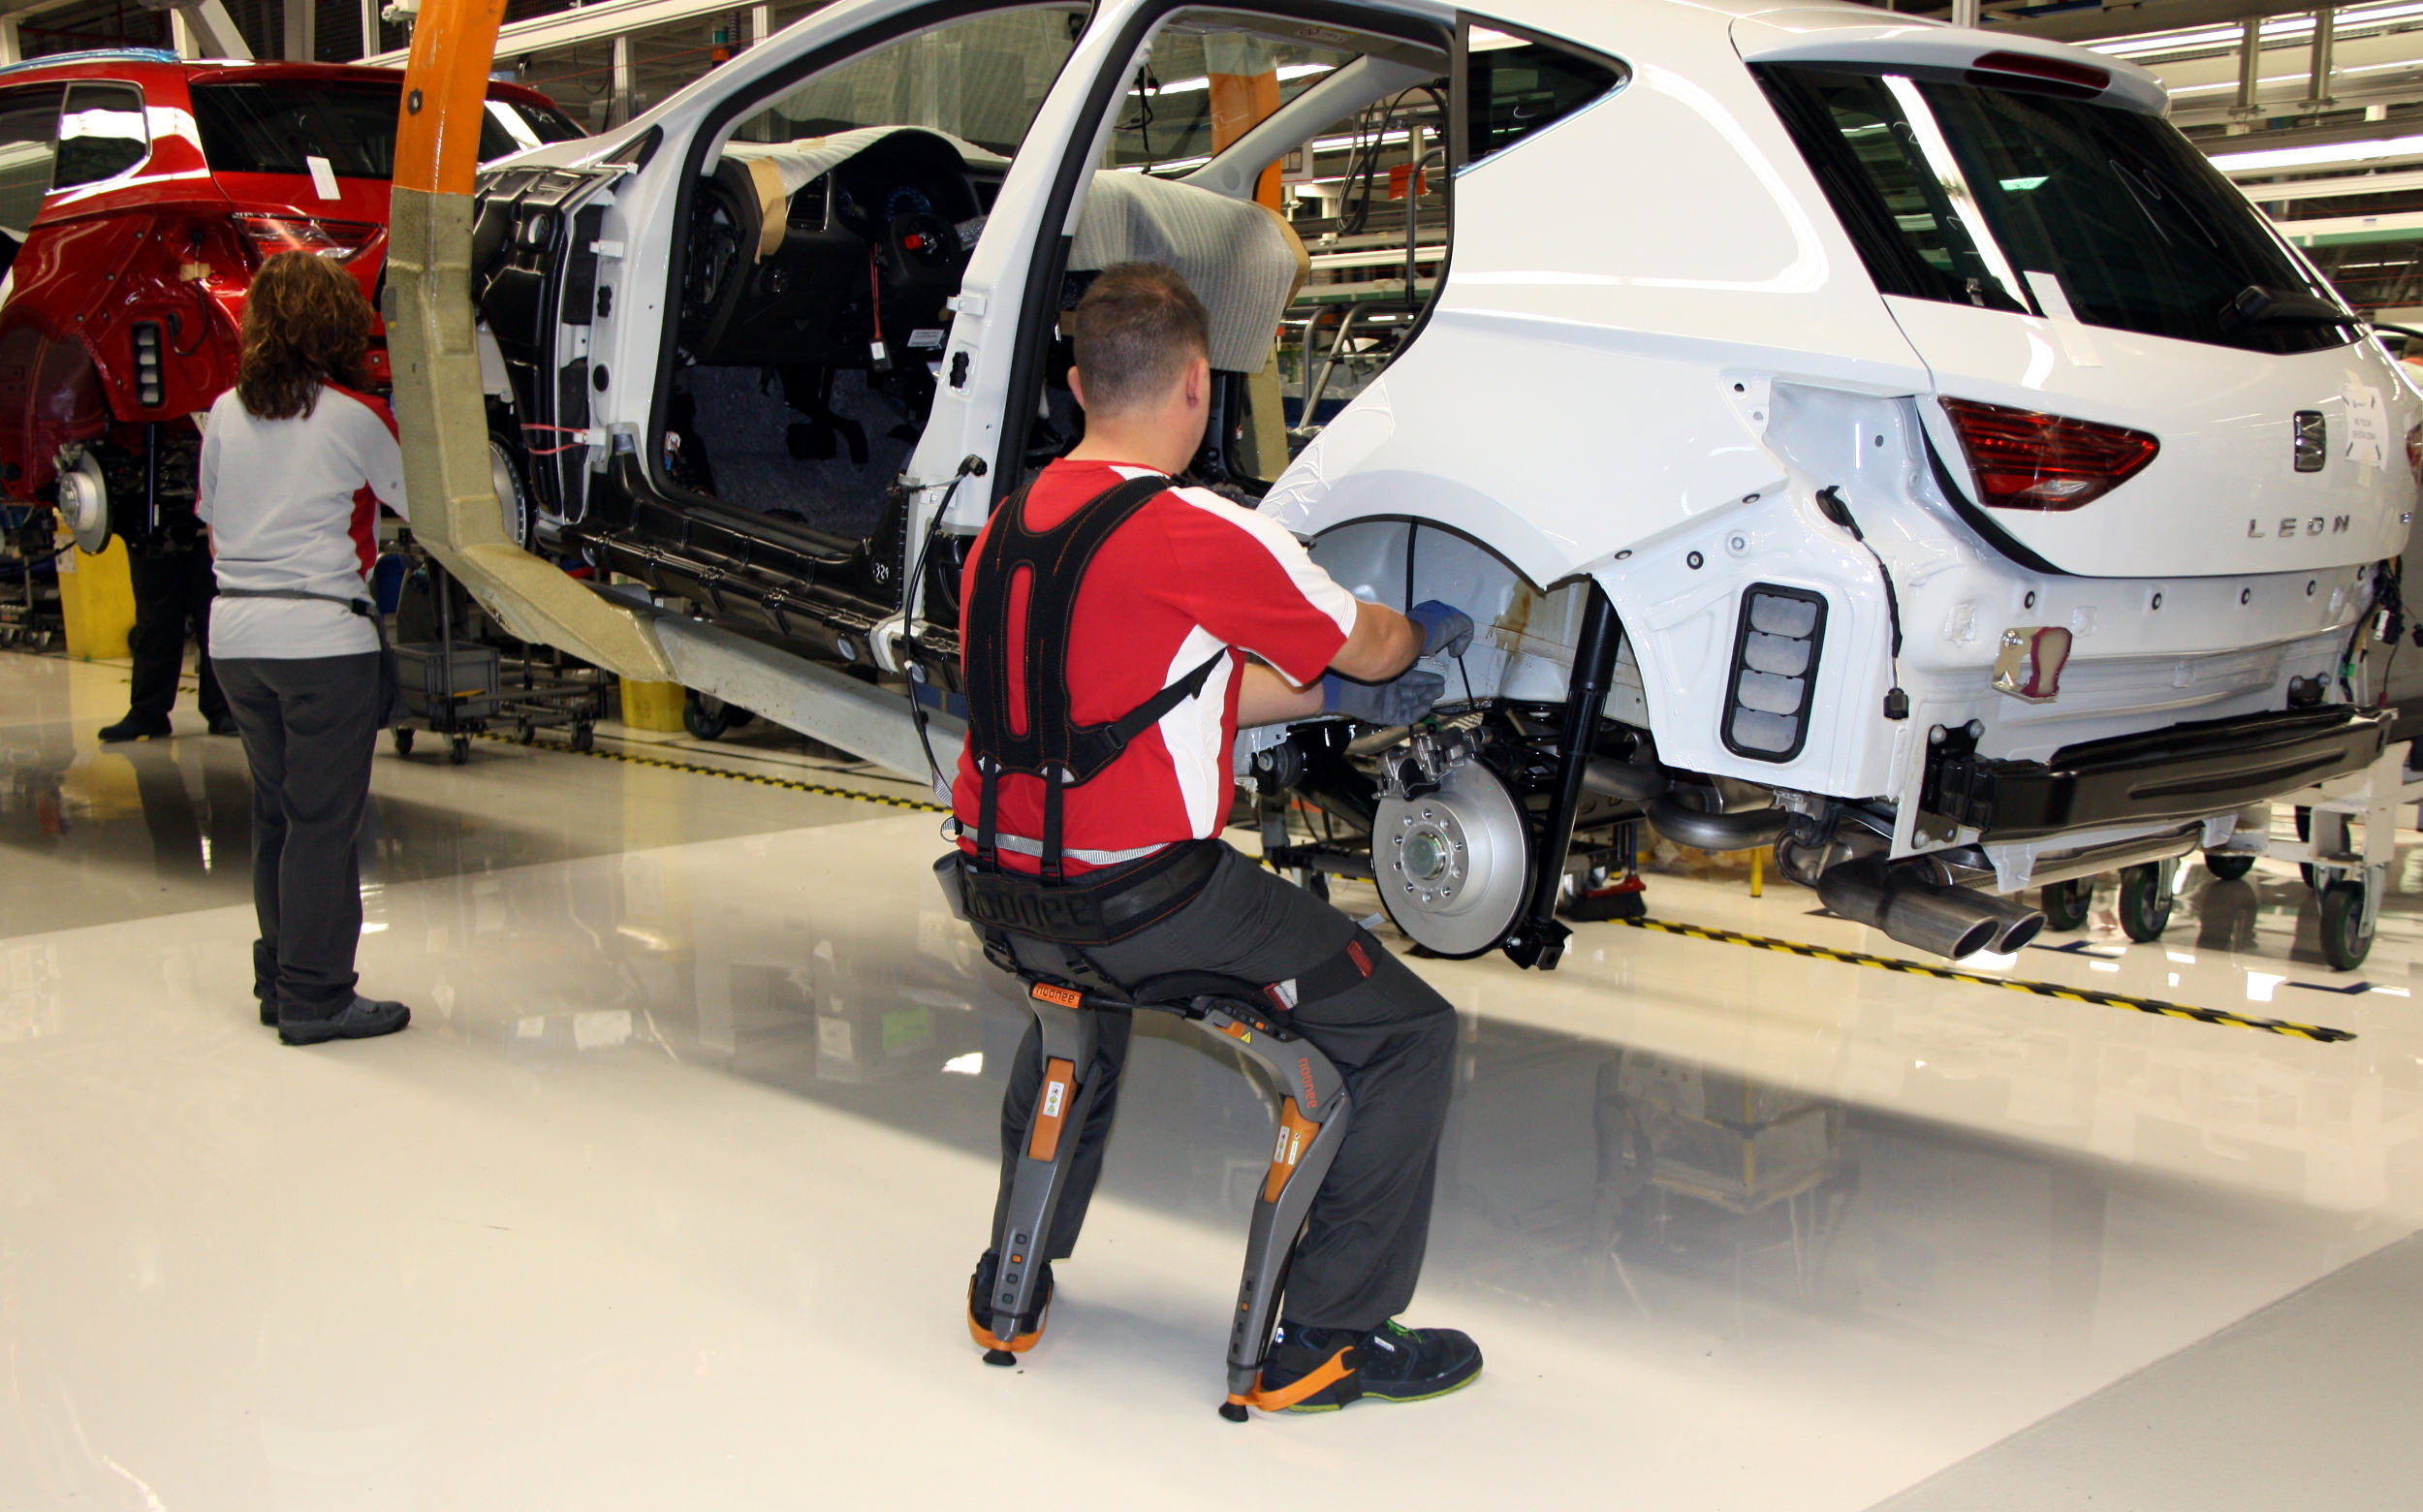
top-left (1724, 584), bottom-right (1827, 762)
top-left (1941, 397), bottom-right (2158, 511)
top-left (130, 321), bottom-right (163, 409)
top-left (231, 213), bottom-right (379, 265)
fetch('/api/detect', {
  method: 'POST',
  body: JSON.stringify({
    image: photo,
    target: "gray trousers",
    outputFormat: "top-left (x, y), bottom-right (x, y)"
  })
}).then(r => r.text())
top-left (213, 653), bottom-right (382, 1021)
top-left (992, 843), bottom-right (1459, 1332)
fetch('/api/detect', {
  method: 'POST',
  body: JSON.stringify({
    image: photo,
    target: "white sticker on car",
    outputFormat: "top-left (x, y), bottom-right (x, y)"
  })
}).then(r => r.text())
top-left (2344, 382), bottom-right (2388, 469)
top-left (305, 154), bottom-right (339, 202)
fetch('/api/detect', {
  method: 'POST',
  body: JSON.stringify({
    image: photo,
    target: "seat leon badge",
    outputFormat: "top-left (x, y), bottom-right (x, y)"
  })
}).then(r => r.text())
top-left (2293, 411), bottom-right (2327, 473)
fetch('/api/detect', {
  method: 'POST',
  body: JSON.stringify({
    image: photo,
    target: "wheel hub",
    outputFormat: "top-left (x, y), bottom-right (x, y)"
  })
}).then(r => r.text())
top-left (1374, 759), bottom-right (1528, 958)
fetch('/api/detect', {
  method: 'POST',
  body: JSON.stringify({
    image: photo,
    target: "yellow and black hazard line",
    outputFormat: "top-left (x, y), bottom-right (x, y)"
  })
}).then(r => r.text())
top-left (1612, 915), bottom-right (2356, 1043)
top-left (474, 730), bottom-right (951, 814)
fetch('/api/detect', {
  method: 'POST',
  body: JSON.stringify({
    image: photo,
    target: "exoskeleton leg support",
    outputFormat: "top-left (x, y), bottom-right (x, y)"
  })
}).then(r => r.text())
top-left (1192, 1001), bottom-right (1352, 1422)
top-left (980, 983), bottom-right (1101, 1364)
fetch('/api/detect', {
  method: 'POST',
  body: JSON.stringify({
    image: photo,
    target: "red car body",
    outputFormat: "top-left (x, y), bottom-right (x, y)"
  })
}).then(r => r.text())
top-left (0, 49), bottom-right (578, 514)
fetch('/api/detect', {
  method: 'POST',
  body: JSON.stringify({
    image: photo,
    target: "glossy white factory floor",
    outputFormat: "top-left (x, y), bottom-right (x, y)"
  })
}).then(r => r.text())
top-left (7, 649), bottom-right (2423, 1509)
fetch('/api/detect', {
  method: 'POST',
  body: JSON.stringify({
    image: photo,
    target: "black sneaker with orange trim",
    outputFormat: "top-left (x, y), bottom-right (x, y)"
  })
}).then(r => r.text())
top-left (967, 1248), bottom-right (1054, 1364)
top-left (1252, 1318), bottom-right (1482, 1411)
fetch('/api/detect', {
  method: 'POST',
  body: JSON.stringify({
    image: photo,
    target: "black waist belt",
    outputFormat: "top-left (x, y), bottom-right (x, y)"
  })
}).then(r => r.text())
top-left (946, 838), bottom-right (1223, 945)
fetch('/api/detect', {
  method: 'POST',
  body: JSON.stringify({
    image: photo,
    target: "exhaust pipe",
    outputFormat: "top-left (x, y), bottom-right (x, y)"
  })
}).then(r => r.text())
top-left (1965, 890), bottom-right (2047, 954)
top-left (1644, 790), bottom-right (1788, 851)
top-left (1816, 856), bottom-right (2002, 961)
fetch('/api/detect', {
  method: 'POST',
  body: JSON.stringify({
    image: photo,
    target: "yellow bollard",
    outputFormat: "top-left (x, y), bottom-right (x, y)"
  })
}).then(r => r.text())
top-left (619, 677), bottom-right (687, 733)
top-left (53, 531), bottom-right (138, 663)
top-left (1749, 845), bottom-right (1763, 898)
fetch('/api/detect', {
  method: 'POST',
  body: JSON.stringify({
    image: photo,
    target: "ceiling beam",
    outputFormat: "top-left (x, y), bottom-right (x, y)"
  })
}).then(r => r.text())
top-left (1991, 0), bottom-right (2339, 45)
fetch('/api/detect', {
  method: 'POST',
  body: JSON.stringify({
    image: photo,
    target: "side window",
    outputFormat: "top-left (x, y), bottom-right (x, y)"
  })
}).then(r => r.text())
top-left (730, 8), bottom-right (1085, 154)
top-left (1462, 22), bottom-right (1624, 170)
top-left (0, 84), bottom-right (63, 236)
top-left (53, 83), bottom-right (148, 191)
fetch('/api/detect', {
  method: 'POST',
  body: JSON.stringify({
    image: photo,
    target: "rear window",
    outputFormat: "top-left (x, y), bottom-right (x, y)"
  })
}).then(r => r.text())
top-left (1755, 64), bottom-right (2348, 356)
top-left (189, 81), bottom-right (576, 179)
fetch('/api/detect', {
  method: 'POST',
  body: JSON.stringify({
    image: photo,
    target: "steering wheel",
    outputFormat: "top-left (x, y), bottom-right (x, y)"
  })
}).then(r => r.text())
top-left (679, 179), bottom-right (746, 341)
top-left (883, 212), bottom-right (964, 286)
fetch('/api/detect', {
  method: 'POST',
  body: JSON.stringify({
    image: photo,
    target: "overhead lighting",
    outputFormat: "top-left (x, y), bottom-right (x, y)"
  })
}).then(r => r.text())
top-left (2211, 133), bottom-right (2423, 173)
top-left (1147, 61), bottom-right (1335, 95)
top-left (2093, 0), bottom-right (2423, 57)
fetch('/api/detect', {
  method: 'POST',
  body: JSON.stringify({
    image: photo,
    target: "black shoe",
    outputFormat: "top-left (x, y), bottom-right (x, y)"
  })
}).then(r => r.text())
top-left (1252, 1318), bottom-right (1482, 1412)
top-left (208, 716), bottom-right (240, 737)
top-left (279, 994), bottom-right (410, 1046)
top-left (967, 1248), bottom-right (1054, 1363)
top-left (97, 716), bottom-right (172, 742)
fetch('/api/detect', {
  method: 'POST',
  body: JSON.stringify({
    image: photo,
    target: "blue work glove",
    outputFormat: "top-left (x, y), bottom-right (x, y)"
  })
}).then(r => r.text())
top-left (1324, 670), bottom-right (1445, 727)
top-left (1406, 599), bottom-right (1475, 659)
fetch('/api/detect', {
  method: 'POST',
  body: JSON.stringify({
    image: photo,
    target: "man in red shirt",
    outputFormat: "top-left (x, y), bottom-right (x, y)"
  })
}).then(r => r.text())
top-left (951, 264), bottom-right (1480, 1411)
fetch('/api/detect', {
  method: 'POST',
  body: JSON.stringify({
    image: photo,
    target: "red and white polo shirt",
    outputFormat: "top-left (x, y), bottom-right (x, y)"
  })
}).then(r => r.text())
top-left (952, 457), bottom-right (1357, 874)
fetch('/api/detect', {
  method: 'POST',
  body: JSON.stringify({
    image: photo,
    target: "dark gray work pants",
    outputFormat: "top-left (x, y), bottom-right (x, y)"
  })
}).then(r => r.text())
top-left (212, 653), bottom-right (382, 1021)
top-left (127, 547), bottom-right (227, 725)
top-left (992, 843), bottom-right (1460, 1332)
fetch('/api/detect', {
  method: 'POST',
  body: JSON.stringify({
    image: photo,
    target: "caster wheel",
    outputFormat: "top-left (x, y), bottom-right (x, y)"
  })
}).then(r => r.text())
top-left (2205, 851), bottom-right (2256, 882)
top-left (2040, 876), bottom-right (2092, 932)
top-left (517, 720), bottom-right (535, 745)
top-left (2319, 880), bottom-right (2374, 971)
top-left (983, 1348), bottom-right (1016, 1368)
top-left (683, 690), bottom-right (733, 740)
top-left (2118, 863), bottom-right (2173, 942)
top-left (571, 723), bottom-right (594, 752)
top-left (448, 735), bottom-right (470, 766)
top-left (393, 727), bottom-right (414, 756)
top-left (1304, 869), bottom-right (1330, 901)
top-left (2295, 806), bottom-right (2314, 890)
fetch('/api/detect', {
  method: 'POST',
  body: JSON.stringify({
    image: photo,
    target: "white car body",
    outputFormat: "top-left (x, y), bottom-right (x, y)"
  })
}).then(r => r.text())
top-left (469, 0), bottom-right (2415, 964)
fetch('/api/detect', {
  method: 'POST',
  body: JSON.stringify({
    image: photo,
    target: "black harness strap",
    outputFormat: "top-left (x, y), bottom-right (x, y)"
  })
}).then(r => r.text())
top-left (962, 472), bottom-right (1230, 884)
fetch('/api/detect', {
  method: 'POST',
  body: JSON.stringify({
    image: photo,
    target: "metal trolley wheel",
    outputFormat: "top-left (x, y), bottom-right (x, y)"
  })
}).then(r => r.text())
top-left (392, 727), bottom-right (415, 756)
top-left (2319, 879), bottom-right (2375, 971)
top-left (2039, 876), bottom-right (2092, 932)
top-left (2117, 862), bottom-right (2174, 943)
top-left (2204, 851), bottom-right (2256, 882)
top-left (449, 734), bottom-right (471, 766)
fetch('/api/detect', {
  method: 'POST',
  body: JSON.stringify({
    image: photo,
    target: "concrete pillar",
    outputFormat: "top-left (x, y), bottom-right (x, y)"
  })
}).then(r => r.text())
top-left (750, 4), bottom-right (770, 46)
top-left (1952, 0), bottom-right (1980, 29)
top-left (360, 0), bottom-right (379, 58)
top-left (284, 0), bottom-right (315, 59)
top-left (0, 18), bottom-right (20, 66)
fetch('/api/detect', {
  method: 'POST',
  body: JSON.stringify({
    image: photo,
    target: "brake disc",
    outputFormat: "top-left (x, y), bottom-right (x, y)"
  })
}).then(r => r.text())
top-left (59, 451), bottom-right (109, 555)
top-left (1373, 758), bottom-right (1530, 959)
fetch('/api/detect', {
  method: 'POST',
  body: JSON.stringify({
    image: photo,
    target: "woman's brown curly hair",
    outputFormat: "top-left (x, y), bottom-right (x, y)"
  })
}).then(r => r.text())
top-left (236, 250), bottom-right (375, 421)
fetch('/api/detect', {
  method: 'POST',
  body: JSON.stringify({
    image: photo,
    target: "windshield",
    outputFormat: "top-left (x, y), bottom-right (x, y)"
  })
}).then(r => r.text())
top-left (1755, 64), bottom-right (2348, 356)
top-left (190, 81), bottom-right (580, 178)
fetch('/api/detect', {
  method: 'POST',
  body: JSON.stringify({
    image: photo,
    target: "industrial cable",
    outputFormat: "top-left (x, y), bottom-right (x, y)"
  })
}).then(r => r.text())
top-left (1607, 914), bottom-right (2355, 1042)
top-left (902, 457), bottom-right (986, 788)
top-left (1814, 485), bottom-right (1910, 720)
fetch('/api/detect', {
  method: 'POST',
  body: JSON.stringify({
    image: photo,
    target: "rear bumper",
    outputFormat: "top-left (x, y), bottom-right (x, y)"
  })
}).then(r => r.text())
top-left (1921, 705), bottom-right (2391, 844)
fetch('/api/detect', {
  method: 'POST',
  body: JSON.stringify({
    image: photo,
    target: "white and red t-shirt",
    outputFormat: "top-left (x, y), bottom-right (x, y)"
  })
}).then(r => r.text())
top-left (198, 382), bottom-right (408, 660)
top-left (952, 458), bottom-right (1357, 874)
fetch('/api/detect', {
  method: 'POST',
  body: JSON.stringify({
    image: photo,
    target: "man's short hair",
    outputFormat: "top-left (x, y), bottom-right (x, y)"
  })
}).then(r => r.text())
top-left (1070, 263), bottom-right (1211, 415)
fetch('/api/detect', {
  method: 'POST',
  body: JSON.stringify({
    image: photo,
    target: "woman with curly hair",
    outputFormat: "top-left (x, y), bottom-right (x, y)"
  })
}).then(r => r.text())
top-left (202, 249), bottom-right (412, 1046)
